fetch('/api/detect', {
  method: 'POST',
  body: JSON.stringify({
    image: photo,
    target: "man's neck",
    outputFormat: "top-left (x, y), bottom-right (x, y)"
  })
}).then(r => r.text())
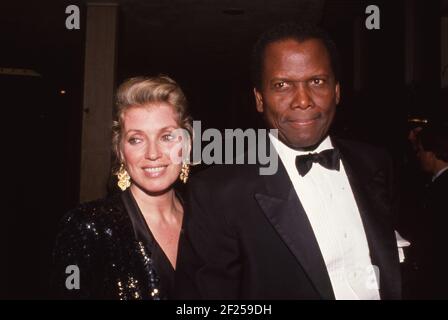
top-left (270, 134), bottom-right (332, 153)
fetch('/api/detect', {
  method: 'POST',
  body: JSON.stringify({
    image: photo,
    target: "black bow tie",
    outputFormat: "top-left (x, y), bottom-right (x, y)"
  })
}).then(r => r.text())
top-left (295, 148), bottom-right (341, 177)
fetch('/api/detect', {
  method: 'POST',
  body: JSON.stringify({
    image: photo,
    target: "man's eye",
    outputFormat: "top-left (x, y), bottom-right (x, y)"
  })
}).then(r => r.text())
top-left (128, 137), bottom-right (142, 145)
top-left (274, 81), bottom-right (288, 89)
top-left (311, 79), bottom-right (324, 85)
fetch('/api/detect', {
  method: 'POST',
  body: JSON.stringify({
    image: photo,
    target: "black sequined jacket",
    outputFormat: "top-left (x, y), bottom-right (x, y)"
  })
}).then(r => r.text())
top-left (53, 190), bottom-right (174, 300)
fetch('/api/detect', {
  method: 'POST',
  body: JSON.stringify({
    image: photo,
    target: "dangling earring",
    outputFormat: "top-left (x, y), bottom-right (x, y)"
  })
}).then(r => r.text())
top-left (179, 163), bottom-right (190, 184)
top-left (117, 163), bottom-right (131, 191)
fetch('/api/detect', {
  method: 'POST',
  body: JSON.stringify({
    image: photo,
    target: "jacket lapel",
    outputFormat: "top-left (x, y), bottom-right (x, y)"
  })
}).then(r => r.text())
top-left (335, 140), bottom-right (401, 299)
top-left (254, 158), bottom-right (335, 299)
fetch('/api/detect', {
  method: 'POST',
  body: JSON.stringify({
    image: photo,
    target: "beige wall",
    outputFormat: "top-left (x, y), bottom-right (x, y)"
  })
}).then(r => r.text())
top-left (80, 3), bottom-right (118, 201)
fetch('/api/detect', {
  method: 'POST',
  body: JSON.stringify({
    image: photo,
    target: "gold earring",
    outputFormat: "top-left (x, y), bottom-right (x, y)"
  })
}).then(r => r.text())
top-left (179, 163), bottom-right (190, 184)
top-left (117, 163), bottom-right (131, 191)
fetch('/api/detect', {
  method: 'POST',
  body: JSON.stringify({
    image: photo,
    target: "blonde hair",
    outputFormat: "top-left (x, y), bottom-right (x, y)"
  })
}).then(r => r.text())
top-left (112, 75), bottom-right (192, 165)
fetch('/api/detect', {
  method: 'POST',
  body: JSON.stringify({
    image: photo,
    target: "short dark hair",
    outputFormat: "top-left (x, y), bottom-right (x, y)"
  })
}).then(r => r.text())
top-left (419, 125), bottom-right (448, 162)
top-left (251, 22), bottom-right (340, 90)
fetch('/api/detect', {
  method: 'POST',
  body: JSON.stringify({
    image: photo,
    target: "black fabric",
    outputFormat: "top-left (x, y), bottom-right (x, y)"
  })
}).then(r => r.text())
top-left (176, 136), bottom-right (402, 300)
top-left (295, 148), bottom-right (341, 176)
top-left (52, 190), bottom-right (178, 300)
top-left (121, 189), bottom-right (175, 299)
top-left (411, 169), bottom-right (448, 299)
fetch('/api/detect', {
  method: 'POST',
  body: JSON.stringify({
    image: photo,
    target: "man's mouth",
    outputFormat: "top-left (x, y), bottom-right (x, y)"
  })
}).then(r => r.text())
top-left (286, 116), bottom-right (320, 126)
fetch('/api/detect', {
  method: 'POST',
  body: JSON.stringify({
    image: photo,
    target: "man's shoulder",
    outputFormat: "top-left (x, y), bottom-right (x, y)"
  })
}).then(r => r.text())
top-left (334, 137), bottom-right (391, 163)
top-left (433, 169), bottom-right (448, 189)
top-left (190, 163), bottom-right (261, 189)
top-left (194, 163), bottom-right (260, 180)
top-left (335, 137), bottom-right (387, 155)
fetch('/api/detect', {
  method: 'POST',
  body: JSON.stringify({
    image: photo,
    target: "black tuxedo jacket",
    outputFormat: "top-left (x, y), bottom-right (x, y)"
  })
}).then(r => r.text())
top-left (413, 169), bottom-right (448, 298)
top-left (425, 169), bottom-right (448, 217)
top-left (176, 138), bottom-right (402, 299)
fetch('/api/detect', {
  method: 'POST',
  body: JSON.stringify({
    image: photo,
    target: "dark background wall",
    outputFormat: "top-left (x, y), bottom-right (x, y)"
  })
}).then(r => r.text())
top-left (0, 0), bottom-right (445, 298)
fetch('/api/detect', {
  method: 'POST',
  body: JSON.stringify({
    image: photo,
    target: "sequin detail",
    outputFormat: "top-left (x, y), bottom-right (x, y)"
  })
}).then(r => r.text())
top-left (52, 193), bottom-right (164, 300)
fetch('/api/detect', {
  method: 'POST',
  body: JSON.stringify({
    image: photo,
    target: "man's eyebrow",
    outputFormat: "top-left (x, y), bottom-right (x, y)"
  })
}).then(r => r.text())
top-left (310, 73), bottom-right (331, 78)
top-left (270, 74), bottom-right (331, 81)
top-left (269, 77), bottom-right (291, 82)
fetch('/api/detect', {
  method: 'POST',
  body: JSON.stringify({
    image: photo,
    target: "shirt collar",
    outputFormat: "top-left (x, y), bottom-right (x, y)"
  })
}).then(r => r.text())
top-left (432, 166), bottom-right (448, 182)
top-left (269, 133), bottom-right (333, 166)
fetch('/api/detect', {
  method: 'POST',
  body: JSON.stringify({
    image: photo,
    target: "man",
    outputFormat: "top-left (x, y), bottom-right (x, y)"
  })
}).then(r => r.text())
top-left (413, 125), bottom-right (448, 298)
top-left (176, 23), bottom-right (401, 299)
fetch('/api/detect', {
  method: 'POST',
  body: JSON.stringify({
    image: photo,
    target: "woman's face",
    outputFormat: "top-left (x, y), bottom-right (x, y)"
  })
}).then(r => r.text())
top-left (121, 103), bottom-right (184, 194)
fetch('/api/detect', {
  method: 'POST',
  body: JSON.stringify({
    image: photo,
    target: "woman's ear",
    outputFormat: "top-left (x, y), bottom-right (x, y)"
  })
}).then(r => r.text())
top-left (119, 145), bottom-right (125, 165)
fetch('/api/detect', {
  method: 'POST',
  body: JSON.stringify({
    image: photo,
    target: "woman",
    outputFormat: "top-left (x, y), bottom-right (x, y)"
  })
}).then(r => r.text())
top-left (53, 76), bottom-right (192, 299)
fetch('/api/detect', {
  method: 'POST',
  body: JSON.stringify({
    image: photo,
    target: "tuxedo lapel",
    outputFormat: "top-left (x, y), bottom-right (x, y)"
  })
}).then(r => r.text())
top-left (254, 159), bottom-right (335, 299)
top-left (335, 140), bottom-right (401, 299)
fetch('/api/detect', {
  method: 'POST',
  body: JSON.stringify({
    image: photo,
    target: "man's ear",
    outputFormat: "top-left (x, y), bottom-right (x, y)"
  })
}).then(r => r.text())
top-left (335, 82), bottom-right (341, 105)
top-left (254, 88), bottom-right (264, 113)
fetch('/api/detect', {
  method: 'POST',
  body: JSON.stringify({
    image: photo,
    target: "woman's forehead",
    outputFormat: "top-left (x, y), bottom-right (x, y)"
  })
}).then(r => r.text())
top-left (122, 103), bottom-right (179, 131)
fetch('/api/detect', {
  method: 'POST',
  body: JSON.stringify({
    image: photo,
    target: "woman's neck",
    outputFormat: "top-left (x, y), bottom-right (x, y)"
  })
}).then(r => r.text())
top-left (130, 185), bottom-right (181, 225)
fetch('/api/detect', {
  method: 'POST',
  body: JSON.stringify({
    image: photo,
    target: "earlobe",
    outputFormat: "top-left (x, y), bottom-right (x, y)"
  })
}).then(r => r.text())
top-left (335, 82), bottom-right (341, 105)
top-left (254, 88), bottom-right (264, 113)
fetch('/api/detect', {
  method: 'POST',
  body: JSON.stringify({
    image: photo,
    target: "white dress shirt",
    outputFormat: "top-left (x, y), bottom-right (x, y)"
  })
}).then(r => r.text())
top-left (270, 134), bottom-right (380, 300)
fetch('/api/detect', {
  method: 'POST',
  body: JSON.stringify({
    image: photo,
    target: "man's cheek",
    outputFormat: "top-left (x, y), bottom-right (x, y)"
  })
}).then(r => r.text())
top-left (266, 110), bottom-right (280, 127)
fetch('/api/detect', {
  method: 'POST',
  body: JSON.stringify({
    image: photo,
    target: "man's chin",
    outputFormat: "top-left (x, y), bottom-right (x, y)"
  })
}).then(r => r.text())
top-left (282, 135), bottom-right (327, 151)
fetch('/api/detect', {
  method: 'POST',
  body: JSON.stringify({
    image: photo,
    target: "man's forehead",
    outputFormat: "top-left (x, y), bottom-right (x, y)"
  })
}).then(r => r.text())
top-left (265, 37), bottom-right (327, 53)
top-left (262, 38), bottom-right (333, 75)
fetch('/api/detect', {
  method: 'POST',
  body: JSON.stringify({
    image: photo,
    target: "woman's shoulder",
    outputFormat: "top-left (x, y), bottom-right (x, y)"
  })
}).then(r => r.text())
top-left (54, 192), bottom-right (134, 265)
top-left (53, 192), bottom-right (137, 299)
top-left (59, 192), bottom-right (126, 233)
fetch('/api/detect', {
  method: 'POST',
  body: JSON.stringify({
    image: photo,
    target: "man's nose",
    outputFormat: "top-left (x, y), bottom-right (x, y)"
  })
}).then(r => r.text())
top-left (145, 139), bottom-right (162, 160)
top-left (291, 82), bottom-right (313, 110)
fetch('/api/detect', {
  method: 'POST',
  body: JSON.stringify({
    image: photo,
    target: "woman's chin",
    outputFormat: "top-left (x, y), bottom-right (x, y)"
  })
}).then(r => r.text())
top-left (132, 180), bottom-right (176, 196)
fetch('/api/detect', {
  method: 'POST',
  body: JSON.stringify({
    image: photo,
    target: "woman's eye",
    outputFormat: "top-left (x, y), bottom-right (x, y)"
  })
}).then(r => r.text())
top-left (128, 137), bottom-right (142, 145)
top-left (161, 134), bottom-right (175, 142)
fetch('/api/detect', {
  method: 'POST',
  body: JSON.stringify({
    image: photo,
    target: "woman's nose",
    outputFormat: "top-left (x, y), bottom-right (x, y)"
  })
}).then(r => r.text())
top-left (145, 139), bottom-right (162, 160)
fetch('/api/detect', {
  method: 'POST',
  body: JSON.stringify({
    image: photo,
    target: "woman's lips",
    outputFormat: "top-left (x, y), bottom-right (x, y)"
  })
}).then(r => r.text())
top-left (142, 165), bottom-right (168, 177)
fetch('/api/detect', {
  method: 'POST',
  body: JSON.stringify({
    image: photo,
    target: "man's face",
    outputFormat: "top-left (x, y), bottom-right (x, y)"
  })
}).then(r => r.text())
top-left (416, 142), bottom-right (435, 174)
top-left (254, 38), bottom-right (340, 149)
